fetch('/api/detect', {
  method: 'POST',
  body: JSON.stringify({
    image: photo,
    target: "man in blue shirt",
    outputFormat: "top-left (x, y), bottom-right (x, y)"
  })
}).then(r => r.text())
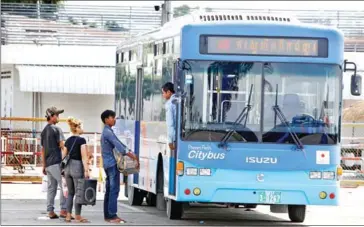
top-left (162, 82), bottom-right (177, 151)
top-left (100, 110), bottom-right (138, 223)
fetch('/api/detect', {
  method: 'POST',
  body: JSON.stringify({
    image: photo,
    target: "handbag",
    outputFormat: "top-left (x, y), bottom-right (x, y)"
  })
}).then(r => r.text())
top-left (106, 127), bottom-right (139, 175)
top-left (61, 137), bottom-right (78, 170)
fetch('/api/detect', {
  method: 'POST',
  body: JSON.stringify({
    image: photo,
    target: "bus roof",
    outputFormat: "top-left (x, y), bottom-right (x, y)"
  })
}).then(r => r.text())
top-left (116, 11), bottom-right (302, 49)
top-left (116, 11), bottom-right (343, 58)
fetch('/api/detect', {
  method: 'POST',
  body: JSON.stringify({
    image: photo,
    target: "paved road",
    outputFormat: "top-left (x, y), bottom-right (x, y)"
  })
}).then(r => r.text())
top-left (1, 184), bottom-right (364, 226)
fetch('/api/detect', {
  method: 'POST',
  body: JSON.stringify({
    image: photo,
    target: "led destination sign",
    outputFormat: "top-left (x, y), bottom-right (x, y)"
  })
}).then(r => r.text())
top-left (199, 35), bottom-right (328, 57)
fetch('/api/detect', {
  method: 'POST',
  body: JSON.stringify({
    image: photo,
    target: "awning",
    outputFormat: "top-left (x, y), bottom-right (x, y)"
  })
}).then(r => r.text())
top-left (16, 65), bottom-right (115, 95)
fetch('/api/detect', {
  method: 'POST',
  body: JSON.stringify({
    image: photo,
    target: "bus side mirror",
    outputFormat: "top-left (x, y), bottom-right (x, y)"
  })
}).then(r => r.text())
top-left (351, 74), bottom-right (362, 96)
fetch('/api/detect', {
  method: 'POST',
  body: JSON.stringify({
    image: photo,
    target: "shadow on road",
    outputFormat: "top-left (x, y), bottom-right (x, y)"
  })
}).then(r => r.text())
top-left (1, 199), bottom-right (306, 226)
top-left (119, 201), bottom-right (305, 226)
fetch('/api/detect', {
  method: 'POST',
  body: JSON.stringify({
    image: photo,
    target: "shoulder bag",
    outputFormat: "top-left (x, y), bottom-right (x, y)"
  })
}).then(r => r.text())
top-left (61, 137), bottom-right (78, 170)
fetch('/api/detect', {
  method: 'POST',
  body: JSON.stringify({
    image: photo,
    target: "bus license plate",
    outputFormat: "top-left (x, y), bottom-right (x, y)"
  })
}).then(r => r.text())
top-left (258, 191), bottom-right (281, 204)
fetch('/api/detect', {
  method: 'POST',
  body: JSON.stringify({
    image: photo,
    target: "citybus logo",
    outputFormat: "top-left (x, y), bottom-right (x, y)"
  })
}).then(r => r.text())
top-left (187, 145), bottom-right (226, 161)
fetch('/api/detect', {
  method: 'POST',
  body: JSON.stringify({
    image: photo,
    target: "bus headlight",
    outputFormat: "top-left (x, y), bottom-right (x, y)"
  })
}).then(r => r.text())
top-left (309, 171), bottom-right (322, 179)
top-left (323, 171), bottom-right (335, 180)
top-left (186, 167), bottom-right (198, 176)
top-left (199, 168), bottom-right (211, 176)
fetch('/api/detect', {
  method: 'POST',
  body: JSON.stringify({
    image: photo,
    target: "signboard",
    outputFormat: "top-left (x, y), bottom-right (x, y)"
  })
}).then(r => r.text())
top-left (199, 35), bottom-right (328, 57)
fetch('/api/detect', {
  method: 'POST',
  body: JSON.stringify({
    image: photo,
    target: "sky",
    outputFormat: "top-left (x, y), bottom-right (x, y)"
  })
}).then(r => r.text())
top-left (65, 1), bottom-right (364, 11)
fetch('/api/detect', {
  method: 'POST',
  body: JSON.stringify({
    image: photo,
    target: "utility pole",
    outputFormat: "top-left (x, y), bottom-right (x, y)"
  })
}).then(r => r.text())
top-left (161, 0), bottom-right (171, 26)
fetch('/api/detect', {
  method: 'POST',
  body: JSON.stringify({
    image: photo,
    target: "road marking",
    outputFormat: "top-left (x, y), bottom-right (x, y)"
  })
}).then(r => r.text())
top-left (119, 202), bottom-right (145, 213)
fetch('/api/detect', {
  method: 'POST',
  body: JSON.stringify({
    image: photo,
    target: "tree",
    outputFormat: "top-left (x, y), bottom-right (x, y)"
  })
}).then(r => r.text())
top-left (104, 20), bottom-right (128, 32)
top-left (173, 4), bottom-right (191, 18)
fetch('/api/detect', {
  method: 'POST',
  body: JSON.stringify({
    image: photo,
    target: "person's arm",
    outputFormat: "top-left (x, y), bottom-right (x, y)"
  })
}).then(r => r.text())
top-left (80, 142), bottom-right (89, 178)
top-left (41, 133), bottom-right (47, 175)
top-left (105, 129), bottom-right (137, 160)
top-left (61, 145), bottom-right (68, 160)
top-left (166, 101), bottom-right (177, 150)
top-left (56, 127), bottom-right (67, 156)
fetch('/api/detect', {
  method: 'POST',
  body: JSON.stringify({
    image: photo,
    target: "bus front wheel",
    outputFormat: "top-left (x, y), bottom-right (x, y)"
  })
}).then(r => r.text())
top-left (288, 205), bottom-right (306, 223)
top-left (166, 199), bottom-right (184, 220)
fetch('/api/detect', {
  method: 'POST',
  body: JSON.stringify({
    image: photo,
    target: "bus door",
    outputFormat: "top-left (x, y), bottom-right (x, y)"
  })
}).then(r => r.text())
top-left (134, 66), bottom-right (143, 185)
top-left (206, 64), bottom-right (248, 124)
top-left (168, 60), bottom-right (179, 196)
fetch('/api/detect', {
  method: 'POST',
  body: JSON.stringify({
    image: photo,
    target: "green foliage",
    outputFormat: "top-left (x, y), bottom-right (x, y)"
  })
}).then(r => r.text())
top-left (173, 4), bottom-right (191, 18)
top-left (104, 20), bottom-right (128, 32)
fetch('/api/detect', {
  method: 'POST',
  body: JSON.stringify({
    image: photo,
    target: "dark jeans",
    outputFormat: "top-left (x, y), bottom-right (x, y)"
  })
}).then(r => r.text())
top-left (104, 164), bottom-right (120, 220)
top-left (64, 159), bottom-right (84, 215)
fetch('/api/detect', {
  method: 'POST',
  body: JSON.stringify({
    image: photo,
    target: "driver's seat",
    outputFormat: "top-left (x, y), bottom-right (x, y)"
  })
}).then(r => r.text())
top-left (282, 94), bottom-right (304, 117)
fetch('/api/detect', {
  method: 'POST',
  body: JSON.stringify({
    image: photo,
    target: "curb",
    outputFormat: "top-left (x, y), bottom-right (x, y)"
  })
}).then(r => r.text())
top-left (340, 180), bottom-right (364, 188)
top-left (1, 181), bottom-right (41, 184)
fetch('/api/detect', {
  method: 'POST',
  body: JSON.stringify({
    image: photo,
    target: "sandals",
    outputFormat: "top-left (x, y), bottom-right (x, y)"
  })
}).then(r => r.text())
top-left (107, 217), bottom-right (126, 224)
top-left (48, 213), bottom-right (59, 219)
top-left (64, 214), bottom-right (76, 223)
top-left (75, 218), bottom-right (89, 223)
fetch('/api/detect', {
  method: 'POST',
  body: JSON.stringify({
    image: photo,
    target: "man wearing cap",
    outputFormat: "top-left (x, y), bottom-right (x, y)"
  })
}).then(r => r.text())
top-left (41, 106), bottom-right (67, 219)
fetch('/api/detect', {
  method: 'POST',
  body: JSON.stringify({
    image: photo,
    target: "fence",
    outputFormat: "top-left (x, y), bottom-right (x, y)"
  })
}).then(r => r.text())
top-left (341, 123), bottom-right (364, 185)
top-left (0, 129), bottom-right (102, 174)
top-left (1, 3), bottom-right (162, 46)
top-left (2, 4), bottom-right (364, 50)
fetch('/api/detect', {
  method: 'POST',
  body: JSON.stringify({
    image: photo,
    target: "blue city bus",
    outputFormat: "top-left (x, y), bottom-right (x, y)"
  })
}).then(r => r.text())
top-left (114, 12), bottom-right (361, 222)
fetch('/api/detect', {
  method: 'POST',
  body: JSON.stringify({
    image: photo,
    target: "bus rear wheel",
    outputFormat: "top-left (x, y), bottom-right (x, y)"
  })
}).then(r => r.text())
top-left (123, 175), bottom-right (128, 198)
top-left (128, 182), bottom-right (145, 206)
top-left (146, 193), bottom-right (156, 206)
top-left (244, 204), bottom-right (257, 209)
top-left (288, 205), bottom-right (306, 223)
top-left (166, 199), bottom-right (184, 220)
top-left (156, 166), bottom-right (166, 211)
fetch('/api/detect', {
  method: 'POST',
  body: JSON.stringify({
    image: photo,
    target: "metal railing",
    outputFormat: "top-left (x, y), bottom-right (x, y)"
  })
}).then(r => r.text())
top-left (341, 123), bottom-right (364, 185)
top-left (1, 3), bottom-right (161, 46)
top-left (2, 3), bottom-right (364, 50)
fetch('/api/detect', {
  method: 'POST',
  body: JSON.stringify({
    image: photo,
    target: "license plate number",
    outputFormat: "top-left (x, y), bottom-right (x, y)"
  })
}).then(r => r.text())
top-left (258, 191), bottom-right (282, 204)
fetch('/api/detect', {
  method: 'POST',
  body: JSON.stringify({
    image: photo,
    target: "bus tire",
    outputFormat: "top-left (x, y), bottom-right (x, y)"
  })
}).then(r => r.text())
top-left (156, 165), bottom-right (166, 211)
top-left (124, 185), bottom-right (128, 198)
top-left (128, 183), bottom-right (145, 206)
top-left (146, 193), bottom-right (156, 206)
top-left (244, 204), bottom-right (257, 209)
top-left (124, 175), bottom-right (128, 198)
top-left (288, 205), bottom-right (306, 223)
top-left (166, 199), bottom-right (183, 220)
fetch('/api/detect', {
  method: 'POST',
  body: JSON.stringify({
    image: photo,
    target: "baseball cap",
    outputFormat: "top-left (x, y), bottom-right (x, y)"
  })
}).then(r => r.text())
top-left (45, 106), bottom-right (64, 117)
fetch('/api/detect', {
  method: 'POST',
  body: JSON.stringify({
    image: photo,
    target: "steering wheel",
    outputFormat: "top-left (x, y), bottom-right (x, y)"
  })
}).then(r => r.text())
top-left (291, 113), bottom-right (316, 125)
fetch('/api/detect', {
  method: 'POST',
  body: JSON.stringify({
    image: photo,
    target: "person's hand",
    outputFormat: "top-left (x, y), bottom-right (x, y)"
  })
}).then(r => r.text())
top-left (168, 143), bottom-right (175, 151)
top-left (84, 171), bottom-right (90, 179)
top-left (42, 167), bottom-right (47, 175)
top-left (135, 158), bottom-right (140, 169)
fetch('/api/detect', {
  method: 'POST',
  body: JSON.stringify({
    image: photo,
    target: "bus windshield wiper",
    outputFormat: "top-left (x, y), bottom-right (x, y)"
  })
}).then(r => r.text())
top-left (272, 85), bottom-right (304, 151)
top-left (218, 84), bottom-right (253, 148)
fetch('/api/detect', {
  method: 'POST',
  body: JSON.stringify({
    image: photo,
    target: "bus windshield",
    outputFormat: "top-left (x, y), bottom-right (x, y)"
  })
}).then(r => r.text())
top-left (181, 60), bottom-right (341, 145)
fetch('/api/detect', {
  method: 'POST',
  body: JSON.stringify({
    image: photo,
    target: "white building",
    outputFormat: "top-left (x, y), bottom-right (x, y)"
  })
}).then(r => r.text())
top-left (1, 44), bottom-right (115, 133)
